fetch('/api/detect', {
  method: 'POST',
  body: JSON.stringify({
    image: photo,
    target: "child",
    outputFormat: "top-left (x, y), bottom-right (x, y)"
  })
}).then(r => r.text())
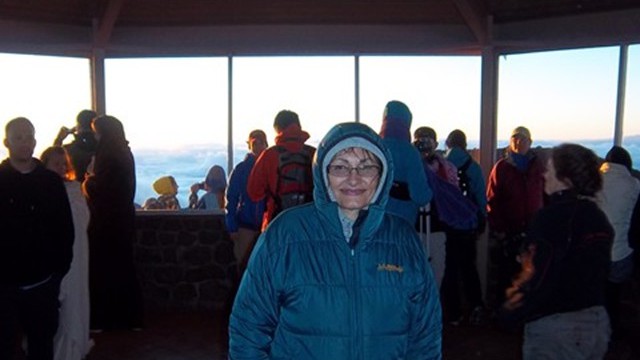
top-left (151, 175), bottom-right (180, 210)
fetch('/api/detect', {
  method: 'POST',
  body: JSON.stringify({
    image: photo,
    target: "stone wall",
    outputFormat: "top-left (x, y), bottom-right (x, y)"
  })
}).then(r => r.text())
top-left (134, 210), bottom-right (237, 311)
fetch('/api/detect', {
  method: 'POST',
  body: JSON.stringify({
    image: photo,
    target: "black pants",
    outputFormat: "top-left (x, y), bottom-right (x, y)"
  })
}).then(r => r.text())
top-left (441, 229), bottom-right (483, 320)
top-left (0, 277), bottom-right (61, 360)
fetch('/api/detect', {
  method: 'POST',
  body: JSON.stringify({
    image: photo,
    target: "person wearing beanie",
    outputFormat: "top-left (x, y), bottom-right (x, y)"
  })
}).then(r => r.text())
top-left (149, 175), bottom-right (180, 210)
top-left (248, 109), bottom-right (316, 230)
top-left (378, 100), bottom-right (431, 225)
top-left (226, 129), bottom-right (268, 276)
top-left (443, 128), bottom-right (487, 325)
top-left (53, 109), bottom-right (98, 182)
top-left (486, 125), bottom-right (545, 308)
top-left (189, 165), bottom-right (227, 210)
top-left (230, 122), bottom-right (442, 359)
top-left (597, 145), bottom-right (640, 337)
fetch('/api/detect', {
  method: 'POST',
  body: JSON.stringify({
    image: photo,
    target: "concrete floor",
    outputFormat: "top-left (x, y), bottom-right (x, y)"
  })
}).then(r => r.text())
top-left (82, 303), bottom-right (640, 360)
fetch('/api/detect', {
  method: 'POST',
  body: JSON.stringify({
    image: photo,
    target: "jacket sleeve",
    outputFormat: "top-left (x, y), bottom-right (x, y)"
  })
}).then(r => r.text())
top-left (247, 150), bottom-right (270, 203)
top-left (408, 148), bottom-right (432, 207)
top-left (228, 235), bottom-right (279, 359)
top-left (407, 249), bottom-right (442, 359)
top-left (486, 162), bottom-right (506, 233)
top-left (225, 163), bottom-right (243, 232)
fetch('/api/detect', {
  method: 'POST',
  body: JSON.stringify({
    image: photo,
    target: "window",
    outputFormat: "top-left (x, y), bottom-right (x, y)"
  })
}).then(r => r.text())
top-left (622, 44), bottom-right (640, 166)
top-left (498, 47), bottom-right (619, 158)
top-left (0, 53), bottom-right (91, 159)
top-left (359, 56), bottom-right (481, 149)
top-left (105, 57), bottom-right (228, 206)
top-left (232, 56), bottom-right (354, 151)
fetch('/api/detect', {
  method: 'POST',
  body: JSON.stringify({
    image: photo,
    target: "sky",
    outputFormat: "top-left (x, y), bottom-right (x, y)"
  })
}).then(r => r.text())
top-left (0, 45), bottom-right (638, 204)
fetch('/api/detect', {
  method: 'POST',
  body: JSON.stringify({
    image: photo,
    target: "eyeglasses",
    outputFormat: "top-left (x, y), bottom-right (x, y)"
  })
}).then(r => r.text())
top-left (328, 164), bottom-right (380, 178)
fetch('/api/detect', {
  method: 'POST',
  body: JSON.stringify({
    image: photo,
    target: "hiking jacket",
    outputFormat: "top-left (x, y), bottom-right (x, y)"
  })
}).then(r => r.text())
top-left (0, 159), bottom-right (74, 286)
top-left (226, 152), bottom-right (266, 232)
top-left (486, 150), bottom-right (545, 235)
top-left (247, 123), bottom-right (315, 230)
top-left (501, 190), bottom-right (613, 325)
top-left (230, 122), bottom-right (442, 360)
top-left (380, 138), bottom-right (432, 225)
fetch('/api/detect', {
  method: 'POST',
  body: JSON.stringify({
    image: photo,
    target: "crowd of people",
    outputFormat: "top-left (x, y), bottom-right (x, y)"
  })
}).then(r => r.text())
top-left (1, 101), bottom-right (639, 359)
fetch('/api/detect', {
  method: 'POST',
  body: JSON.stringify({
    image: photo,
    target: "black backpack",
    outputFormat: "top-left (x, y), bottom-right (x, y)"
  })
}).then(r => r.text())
top-left (457, 157), bottom-right (486, 233)
top-left (273, 145), bottom-right (315, 216)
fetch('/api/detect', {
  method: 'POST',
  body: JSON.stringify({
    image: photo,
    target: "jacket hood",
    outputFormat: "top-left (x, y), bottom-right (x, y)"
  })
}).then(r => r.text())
top-left (313, 122), bottom-right (394, 213)
top-left (274, 123), bottom-right (310, 151)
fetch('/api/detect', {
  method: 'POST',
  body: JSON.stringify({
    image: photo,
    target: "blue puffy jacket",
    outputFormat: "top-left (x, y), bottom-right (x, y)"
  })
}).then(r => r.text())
top-left (229, 122), bottom-right (442, 360)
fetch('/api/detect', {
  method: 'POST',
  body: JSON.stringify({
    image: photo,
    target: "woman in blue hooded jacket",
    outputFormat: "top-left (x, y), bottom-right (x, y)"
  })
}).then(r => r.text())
top-left (229, 122), bottom-right (442, 360)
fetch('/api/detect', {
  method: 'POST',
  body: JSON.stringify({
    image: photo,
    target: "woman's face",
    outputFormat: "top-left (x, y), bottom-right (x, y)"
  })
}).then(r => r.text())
top-left (544, 158), bottom-right (569, 195)
top-left (328, 147), bottom-right (381, 220)
top-left (45, 152), bottom-right (68, 179)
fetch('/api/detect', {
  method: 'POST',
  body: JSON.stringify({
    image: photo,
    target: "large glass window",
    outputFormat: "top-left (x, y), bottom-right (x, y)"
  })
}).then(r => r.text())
top-left (359, 56), bottom-right (481, 149)
top-left (0, 53), bottom-right (91, 159)
top-left (232, 56), bottom-right (355, 154)
top-left (105, 58), bottom-right (228, 207)
top-left (623, 44), bottom-right (640, 167)
top-left (498, 47), bottom-right (619, 158)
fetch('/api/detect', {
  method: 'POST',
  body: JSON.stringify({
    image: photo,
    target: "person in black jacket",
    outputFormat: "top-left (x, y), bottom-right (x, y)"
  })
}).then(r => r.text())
top-left (501, 143), bottom-right (613, 360)
top-left (0, 117), bottom-right (74, 360)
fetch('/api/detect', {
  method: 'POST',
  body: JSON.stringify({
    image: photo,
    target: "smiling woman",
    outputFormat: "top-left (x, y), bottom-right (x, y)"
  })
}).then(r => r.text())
top-left (229, 122), bottom-right (442, 359)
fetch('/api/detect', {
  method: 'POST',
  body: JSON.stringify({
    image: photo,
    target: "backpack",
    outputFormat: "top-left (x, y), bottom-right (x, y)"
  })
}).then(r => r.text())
top-left (456, 156), bottom-right (486, 232)
top-left (419, 161), bottom-right (478, 232)
top-left (273, 145), bottom-right (315, 216)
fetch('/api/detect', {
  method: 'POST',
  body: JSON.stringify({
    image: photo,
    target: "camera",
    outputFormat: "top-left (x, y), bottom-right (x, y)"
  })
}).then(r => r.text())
top-left (62, 126), bottom-right (77, 135)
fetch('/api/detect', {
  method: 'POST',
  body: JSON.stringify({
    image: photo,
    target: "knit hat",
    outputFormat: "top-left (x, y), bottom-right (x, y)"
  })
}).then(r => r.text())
top-left (153, 176), bottom-right (178, 195)
top-left (511, 126), bottom-right (532, 141)
top-left (446, 129), bottom-right (467, 150)
top-left (379, 100), bottom-right (412, 141)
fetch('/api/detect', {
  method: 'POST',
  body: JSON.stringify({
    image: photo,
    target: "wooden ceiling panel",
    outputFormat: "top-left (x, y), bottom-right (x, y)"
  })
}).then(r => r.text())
top-left (114, 0), bottom-right (461, 26)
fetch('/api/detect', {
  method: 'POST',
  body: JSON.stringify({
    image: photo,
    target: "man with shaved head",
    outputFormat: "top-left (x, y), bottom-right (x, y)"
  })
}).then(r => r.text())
top-left (0, 117), bottom-right (74, 360)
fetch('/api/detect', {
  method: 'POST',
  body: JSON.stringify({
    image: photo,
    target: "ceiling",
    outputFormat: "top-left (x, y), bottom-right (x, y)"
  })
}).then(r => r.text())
top-left (0, 0), bottom-right (639, 57)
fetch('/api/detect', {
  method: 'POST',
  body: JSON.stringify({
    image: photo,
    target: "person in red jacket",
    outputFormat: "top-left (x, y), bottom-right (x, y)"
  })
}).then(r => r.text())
top-left (247, 110), bottom-right (316, 231)
top-left (486, 126), bottom-right (545, 307)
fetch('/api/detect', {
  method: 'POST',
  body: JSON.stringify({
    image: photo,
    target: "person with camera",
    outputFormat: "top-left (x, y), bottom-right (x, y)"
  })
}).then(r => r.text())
top-left (53, 109), bottom-right (98, 182)
top-left (189, 165), bottom-right (227, 210)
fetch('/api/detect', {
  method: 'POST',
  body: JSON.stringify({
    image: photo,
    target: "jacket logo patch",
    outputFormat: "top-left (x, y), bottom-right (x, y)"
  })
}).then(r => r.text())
top-left (377, 263), bottom-right (404, 273)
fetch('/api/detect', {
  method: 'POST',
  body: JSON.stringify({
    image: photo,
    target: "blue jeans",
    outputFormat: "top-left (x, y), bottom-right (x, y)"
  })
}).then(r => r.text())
top-left (523, 306), bottom-right (610, 360)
